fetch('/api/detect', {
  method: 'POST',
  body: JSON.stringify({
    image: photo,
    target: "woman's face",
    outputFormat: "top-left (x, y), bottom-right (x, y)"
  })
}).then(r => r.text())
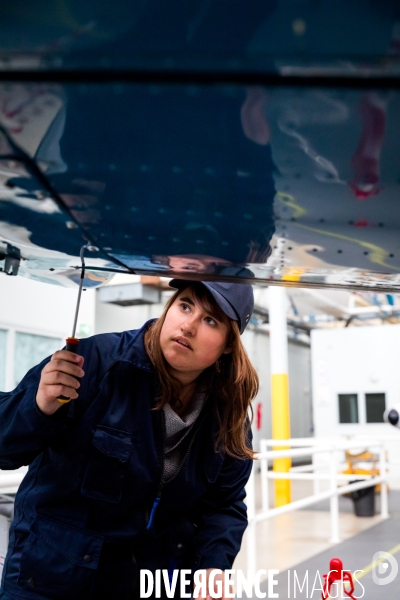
top-left (159, 288), bottom-right (232, 383)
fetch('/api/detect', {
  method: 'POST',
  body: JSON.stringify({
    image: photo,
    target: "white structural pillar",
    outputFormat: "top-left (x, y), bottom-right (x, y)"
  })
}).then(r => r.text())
top-left (269, 285), bottom-right (292, 507)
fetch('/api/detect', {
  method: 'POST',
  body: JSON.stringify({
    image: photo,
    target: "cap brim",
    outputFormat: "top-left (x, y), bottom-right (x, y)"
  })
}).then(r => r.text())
top-left (169, 279), bottom-right (239, 323)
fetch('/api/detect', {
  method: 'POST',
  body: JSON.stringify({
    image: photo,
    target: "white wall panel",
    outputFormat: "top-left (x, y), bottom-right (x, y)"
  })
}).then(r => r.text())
top-left (311, 325), bottom-right (400, 487)
top-left (240, 328), bottom-right (312, 451)
top-left (0, 275), bottom-right (96, 391)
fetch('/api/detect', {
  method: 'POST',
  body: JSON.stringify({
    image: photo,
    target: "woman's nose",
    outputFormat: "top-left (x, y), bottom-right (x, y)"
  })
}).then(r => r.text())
top-left (181, 315), bottom-right (197, 335)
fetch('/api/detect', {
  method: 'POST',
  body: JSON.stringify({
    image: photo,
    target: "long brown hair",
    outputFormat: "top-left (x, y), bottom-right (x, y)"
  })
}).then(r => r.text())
top-left (144, 283), bottom-right (259, 459)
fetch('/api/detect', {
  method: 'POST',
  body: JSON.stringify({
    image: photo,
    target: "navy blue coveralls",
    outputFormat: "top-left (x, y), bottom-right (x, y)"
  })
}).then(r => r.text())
top-left (0, 321), bottom-right (252, 600)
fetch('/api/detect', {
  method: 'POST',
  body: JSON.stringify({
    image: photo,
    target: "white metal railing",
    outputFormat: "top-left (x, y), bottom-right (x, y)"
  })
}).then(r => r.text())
top-left (245, 436), bottom-right (396, 582)
top-left (0, 469), bottom-right (27, 492)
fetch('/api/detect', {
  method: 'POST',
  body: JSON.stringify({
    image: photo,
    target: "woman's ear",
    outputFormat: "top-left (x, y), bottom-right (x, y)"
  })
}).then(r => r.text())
top-left (222, 345), bottom-right (232, 355)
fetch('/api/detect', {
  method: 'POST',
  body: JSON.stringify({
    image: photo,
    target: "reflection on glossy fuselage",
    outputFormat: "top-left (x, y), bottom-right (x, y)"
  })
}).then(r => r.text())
top-left (0, 1), bottom-right (399, 290)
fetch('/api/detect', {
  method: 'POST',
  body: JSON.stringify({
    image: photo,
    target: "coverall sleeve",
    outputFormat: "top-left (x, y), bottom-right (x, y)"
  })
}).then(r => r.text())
top-left (0, 337), bottom-right (102, 470)
top-left (193, 451), bottom-right (253, 571)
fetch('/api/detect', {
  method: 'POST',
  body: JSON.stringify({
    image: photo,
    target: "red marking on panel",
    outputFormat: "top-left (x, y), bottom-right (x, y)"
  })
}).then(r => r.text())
top-left (256, 402), bottom-right (262, 430)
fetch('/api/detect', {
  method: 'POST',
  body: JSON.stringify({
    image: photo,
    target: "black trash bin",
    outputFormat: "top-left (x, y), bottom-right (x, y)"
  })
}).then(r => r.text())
top-left (350, 481), bottom-right (375, 517)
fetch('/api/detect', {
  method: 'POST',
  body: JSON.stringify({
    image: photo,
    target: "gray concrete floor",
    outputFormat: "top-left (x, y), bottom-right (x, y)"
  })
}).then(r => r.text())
top-left (232, 473), bottom-right (397, 599)
top-left (255, 516), bottom-right (400, 600)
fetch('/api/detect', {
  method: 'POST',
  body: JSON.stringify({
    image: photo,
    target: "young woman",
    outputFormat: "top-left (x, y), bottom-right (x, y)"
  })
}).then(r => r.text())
top-left (0, 279), bottom-right (258, 600)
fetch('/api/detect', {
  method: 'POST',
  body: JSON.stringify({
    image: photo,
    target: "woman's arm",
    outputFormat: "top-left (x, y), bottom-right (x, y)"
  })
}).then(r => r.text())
top-left (35, 349), bottom-right (84, 415)
top-left (0, 336), bottom-right (103, 469)
top-left (193, 452), bottom-right (252, 571)
top-left (0, 356), bottom-right (69, 469)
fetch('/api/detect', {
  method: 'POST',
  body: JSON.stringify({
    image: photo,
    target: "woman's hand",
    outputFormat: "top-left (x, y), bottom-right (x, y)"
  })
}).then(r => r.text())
top-left (35, 350), bottom-right (85, 415)
top-left (196, 568), bottom-right (232, 599)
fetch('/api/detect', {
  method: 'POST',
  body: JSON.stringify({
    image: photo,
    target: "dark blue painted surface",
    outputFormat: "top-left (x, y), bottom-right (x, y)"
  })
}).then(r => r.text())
top-left (0, 1), bottom-right (399, 289)
top-left (0, 0), bottom-right (398, 72)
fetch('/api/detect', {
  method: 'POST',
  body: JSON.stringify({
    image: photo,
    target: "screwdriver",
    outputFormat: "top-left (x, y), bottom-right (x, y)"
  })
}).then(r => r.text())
top-left (57, 245), bottom-right (87, 403)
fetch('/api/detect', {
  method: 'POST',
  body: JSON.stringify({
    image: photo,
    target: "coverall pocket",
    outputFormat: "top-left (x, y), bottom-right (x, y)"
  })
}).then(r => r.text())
top-left (18, 514), bottom-right (104, 598)
top-left (81, 426), bottom-right (132, 503)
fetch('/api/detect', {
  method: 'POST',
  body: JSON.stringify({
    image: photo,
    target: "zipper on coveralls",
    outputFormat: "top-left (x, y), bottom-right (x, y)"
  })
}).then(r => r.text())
top-left (146, 482), bottom-right (163, 530)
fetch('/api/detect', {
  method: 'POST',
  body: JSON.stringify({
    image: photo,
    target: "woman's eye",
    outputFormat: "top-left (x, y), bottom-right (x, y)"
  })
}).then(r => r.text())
top-left (205, 316), bottom-right (216, 326)
top-left (181, 303), bottom-right (190, 311)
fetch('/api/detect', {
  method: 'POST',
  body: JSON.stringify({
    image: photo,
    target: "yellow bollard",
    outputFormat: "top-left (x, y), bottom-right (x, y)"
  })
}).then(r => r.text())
top-left (269, 286), bottom-right (292, 507)
top-left (271, 373), bottom-right (291, 506)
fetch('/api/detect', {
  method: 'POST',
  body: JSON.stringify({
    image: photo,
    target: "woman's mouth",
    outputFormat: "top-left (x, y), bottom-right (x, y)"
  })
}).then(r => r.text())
top-left (173, 337), bottom-right (192, 350)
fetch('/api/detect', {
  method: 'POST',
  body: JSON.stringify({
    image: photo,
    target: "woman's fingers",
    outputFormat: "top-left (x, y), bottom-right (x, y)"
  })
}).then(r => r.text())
top-left (51, 349), bottom-right (84, 368)
top-left (36, 351), bottom-right (85, 415)
top-left (44, 370), bottom-right (81, 389)
top-left (45, 359), bottom-right (84, 380)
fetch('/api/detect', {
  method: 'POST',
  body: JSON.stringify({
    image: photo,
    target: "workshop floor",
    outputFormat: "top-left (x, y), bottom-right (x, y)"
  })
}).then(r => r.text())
top-left (233, 473), bottom-right (387, 575)
top-left (233, 473), bottom-right (400, 599)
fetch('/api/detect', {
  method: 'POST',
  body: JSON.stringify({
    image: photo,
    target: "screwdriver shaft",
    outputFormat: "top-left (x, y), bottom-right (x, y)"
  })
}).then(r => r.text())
top-left (71, 244), bottom-right (87, 338)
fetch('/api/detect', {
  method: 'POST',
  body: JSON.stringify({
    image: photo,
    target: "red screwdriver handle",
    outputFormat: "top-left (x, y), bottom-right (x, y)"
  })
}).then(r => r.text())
top-left (57, 337), bottom-right (80, 403)
top-left (65, 337), bottom-right (80, 353)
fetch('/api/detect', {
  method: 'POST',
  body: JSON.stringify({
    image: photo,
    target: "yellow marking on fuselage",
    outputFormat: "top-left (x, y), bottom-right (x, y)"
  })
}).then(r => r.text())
top-left (276, 191), bottom-right (308, 219)
top-left (294, 222), bottom-right (396, 270)
top-left (275, 190), bottom-right (396, 270)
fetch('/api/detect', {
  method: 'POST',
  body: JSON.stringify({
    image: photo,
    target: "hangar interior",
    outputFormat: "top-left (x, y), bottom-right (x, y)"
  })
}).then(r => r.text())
top-left (1, 1), bottom-right (400, 598)
top-left (1, 274), bottom-right (400, 598)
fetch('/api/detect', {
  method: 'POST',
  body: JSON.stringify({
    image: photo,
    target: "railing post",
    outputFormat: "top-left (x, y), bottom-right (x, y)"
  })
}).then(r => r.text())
top-left (245, 465), bottom-right (257, 586)
top-left (329, 448), bottom-right (340, 543)
top-left (260, 440), bottom-right (269, 512)
top-left (313, 456), bottom-right (320, 496)
top-left (379, 443), bottom-right (389, 519)
top-left (269, 285), bottom-right (292, 507)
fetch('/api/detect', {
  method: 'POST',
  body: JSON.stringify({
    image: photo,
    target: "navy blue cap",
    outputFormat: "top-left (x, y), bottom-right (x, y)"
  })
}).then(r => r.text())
top-left (169, 278), bottom-right (254, 334)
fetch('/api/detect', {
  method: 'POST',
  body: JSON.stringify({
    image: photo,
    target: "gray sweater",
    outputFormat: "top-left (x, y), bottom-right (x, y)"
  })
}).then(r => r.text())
top-left (162, 388), bottom-right (208, 483)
